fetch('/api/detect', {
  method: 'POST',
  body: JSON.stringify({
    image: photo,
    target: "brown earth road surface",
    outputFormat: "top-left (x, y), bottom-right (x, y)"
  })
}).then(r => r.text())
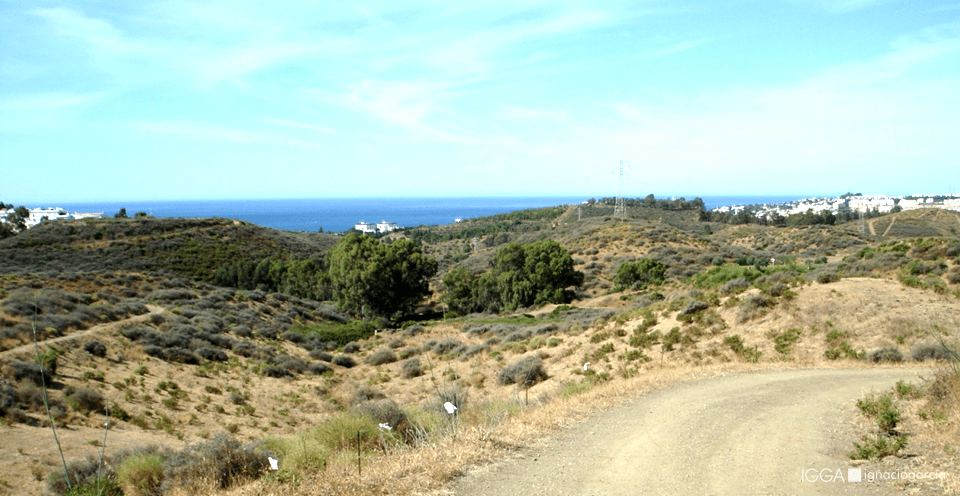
top-left (0, 304), bottom-right (165, 361)
top-left (451, 368), bottom-right (931, 496)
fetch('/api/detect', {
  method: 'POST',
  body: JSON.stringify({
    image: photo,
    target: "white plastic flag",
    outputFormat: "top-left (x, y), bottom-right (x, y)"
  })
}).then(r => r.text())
top-left (268, 457), bottom-right (279, 471)
top-left (443, 401), bottom-right (457, 414)
top-left (379, 423), bottom-right (392, 430)
top-left (583, 362), bottom-right (591, 371)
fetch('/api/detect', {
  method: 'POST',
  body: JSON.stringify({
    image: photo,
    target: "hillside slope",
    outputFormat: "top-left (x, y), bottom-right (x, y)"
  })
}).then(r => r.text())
top-left (0, 207), bottom-right (958, 495)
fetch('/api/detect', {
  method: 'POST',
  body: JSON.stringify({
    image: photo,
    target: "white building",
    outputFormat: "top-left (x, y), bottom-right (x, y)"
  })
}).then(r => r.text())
top-left (354, 220), bottom-right (400, 234)
top-left (26, 207), bottom-right (70, 228)
top-left (354, 221), bottom-right (378, 234)
top-left (376, 221), bottom-right (399, 233)
top-left (0, 206), bottom-right (103, 230)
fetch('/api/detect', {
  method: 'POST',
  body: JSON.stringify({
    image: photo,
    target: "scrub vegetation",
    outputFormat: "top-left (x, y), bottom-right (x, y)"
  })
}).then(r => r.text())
top-left (1, 200), bottom-right (959, 495)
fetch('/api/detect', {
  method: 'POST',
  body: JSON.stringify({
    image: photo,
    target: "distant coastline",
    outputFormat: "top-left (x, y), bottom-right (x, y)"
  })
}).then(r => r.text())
top-left (33, 196), bottom-right (809, 233)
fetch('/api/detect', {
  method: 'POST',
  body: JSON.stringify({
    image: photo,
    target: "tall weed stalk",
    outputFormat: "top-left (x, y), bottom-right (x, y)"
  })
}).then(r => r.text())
top-left (33, 298), bottom-right (71, 490)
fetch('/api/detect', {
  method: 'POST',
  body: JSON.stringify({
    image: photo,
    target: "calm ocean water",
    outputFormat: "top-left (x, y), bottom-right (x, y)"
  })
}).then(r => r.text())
top-left (51, 196), bottom-right (806, 232)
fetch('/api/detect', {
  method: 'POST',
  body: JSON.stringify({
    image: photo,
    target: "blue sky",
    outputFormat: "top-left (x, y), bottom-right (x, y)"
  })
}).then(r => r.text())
top-left (2, 0), bottom-right (959, 203)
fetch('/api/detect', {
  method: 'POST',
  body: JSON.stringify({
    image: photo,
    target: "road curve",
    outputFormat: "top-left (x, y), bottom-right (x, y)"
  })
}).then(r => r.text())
top-left (451, 368), bottom-right (927, 496)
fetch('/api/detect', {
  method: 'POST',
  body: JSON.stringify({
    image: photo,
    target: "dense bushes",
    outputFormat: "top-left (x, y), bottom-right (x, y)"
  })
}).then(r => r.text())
top-left (911, 342), bottom-right (956, 361)
top-left (160, 434), bottom-right (270, 492)
top-left (614, 258), bottom-right (666, 289)
top-left (366, 349), bottom-right (398, 365)
top-left (401, 358), bottom-right (423, 378)
top-left (83, 340), bottom-right (107, 358)
top-left (868, 347), bottom-right (904, 363)
top-left (64, 386), bottom-right (105, 414)
top-left (497, 356), bottom-right (548, 386)
top-left (443, 239), bottom-right (584, 314)
top-left (288, 321), bottom-right (377, 348)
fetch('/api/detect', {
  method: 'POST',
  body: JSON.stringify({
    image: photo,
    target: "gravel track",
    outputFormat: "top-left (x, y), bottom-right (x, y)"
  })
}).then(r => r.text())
top-left (451, 368), bottom-right (928, 496)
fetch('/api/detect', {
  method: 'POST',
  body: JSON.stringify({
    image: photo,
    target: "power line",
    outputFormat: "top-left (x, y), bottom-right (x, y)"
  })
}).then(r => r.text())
top-left (613, 156), bottom-right (629, 220)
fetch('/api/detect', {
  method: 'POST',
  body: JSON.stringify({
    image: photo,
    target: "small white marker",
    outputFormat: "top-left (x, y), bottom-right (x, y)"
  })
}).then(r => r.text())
top-left (583, 362), bottom-right (591, 371)
top-left (268, 457), bottom-right (279, 471)
top-left (379, 422), bottom-right (392, 430)
top-left (443, 401), bottom-right (458, 414)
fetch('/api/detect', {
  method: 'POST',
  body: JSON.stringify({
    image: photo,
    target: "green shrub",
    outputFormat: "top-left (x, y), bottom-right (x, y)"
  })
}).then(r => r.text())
top-left (895, 380), bottom-right (921, 400)
top-left (851, 434), bottom-right (908, 461)
top-left (558, 379), bottom-right (592, 398)
top-left (289, 321), bottom-right (377, 348)
top-left (63, 478), bottom-right (123, 496)
top-left (661, 328), bottom-right (682, 351)
top-left (816, 272), bottom-right (840, 284)
top-left (615, 258), bottom-right (666, 288)
top-left (589, 331), bottom-right (610, 343)
top-left (401, 358), bottom-right (423, 378)
top-left (724, 335), bottom-right (762, 362)
top-left (693, 265), bottom-right (762, 289)
top-left (770, 327), bottom-right (802, 356)
top-left (366, 349), bottom-right (398, 365)
top-left (332, 355), bottom-right (356, 368)
top-left (351, 386), bottom-right (385, 406)
top-left (117, 454), bottom-right (164, 496)
top-left (65, 386), bottom-right (105, 414)
top-left (160, 434), bottom-right (269, 492)
top-left (497, 356), bottom-right (548, 387)
top-left (825, 342), bottom-right (863, 360)
top-left (356, 399), bottom-right (408, 432)
top-left (629, 330), bottom-right (660, 349)
top-left (83, 340), bottom-right (107, 358)
top-left (719, 277), bottom-right (750, 295)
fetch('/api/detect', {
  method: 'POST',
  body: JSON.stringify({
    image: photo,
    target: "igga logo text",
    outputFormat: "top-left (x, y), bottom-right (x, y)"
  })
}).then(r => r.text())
top-left (801, 468), bottom-right (855, 482)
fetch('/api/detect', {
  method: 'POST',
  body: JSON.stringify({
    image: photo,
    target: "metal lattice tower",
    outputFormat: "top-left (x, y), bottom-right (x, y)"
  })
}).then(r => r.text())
top-left (614, 156), bottom-right (627, 220)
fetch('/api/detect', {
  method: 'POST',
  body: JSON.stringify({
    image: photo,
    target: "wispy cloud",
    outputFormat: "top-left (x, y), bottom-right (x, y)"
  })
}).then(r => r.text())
top-left (187, 42), bottom-right (323, 86)
top-left (258, 117), bottom-right (339, 134)
top-left (640, 38), bottom-right (710, 59)
top-left (0, 92), bottom-right (108, 111)
top-left (131, 120), bottom-right (322, 149)
top-left (792, 0), bottom-right (893, 14)
top-left (30, 7), bottom-right (138, 55)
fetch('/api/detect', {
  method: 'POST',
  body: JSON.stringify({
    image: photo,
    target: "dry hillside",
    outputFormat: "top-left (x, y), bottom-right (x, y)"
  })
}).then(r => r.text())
top-left (1, 206), bottom-right (959, 495)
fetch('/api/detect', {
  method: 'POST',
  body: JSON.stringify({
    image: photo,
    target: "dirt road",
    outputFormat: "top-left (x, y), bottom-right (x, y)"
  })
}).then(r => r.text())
top-left (452, 368), bottom-right (928, 496)
top-left (0, 304), bottom-right (164, 361)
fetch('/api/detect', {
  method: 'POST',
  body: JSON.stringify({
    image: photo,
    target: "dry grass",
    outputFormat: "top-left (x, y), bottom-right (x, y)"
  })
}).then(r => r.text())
top-left (169, 360), bottom-right (910, 496)
top-left (5, 211), bottom-right (960, 495)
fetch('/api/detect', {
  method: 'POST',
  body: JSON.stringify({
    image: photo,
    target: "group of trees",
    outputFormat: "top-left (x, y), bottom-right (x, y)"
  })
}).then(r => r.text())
top-left (588, 195), bottom-right (706, 212)
top-left (442, 239), bottom-right (584, 315)
top-left (210, 258), bottom-right (331, 301)
top-left (327, 233), bottom-right (438, 319)
top-left (114, 208), bottom-right (149, 219)
top-left (0, 203), bottom-right (29, 239)
top-left (211, 233), bottom-right (438, 320)
top-left (213, 235), bottom-right (582, 319)
top-left (704, 206), bottom-right (897, 227)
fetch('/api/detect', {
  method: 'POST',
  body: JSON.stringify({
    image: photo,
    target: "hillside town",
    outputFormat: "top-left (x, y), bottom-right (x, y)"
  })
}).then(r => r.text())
top-left (0, 206), bottom-right (102, 230)
top-left (712, 194), bottom-right (960, 218)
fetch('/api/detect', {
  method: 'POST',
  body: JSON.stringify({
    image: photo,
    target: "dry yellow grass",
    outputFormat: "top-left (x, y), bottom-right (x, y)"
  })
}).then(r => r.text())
top-left (4, 257), bottom-right (960, 495)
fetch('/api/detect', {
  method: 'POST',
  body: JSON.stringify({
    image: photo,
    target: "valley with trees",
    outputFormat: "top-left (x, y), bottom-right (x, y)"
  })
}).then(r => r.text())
top-left (0, 200), bottom-right (958, 495)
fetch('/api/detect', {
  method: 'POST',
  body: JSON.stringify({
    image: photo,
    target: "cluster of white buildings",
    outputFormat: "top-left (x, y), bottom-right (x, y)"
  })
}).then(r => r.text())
top-left (353, 220), bottom-right (400, 234)
top-left (0, 206), bottom-right (103, 230)
top-left (713, 194), bottom-right (960, 219)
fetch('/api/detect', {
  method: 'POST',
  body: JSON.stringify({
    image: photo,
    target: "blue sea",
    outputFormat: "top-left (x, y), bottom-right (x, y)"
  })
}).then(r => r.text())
top-left (50, 196), bottom-right (807, 233)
